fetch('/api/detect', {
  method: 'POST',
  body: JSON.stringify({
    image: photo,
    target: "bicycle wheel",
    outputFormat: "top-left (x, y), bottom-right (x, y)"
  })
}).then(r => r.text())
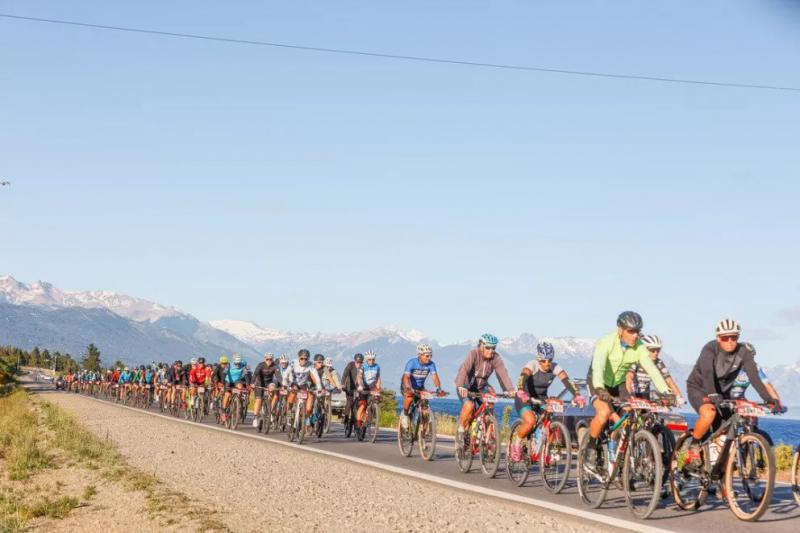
top-left (398, 416), bottom-right (414, 457)
top-left (419, 411), bottom-right (437, 461)
top-left (261, 402), bottom-right (271, 434)
top-left (316, 405), bottom-right (326, 439)
top-left (367, 402), bottom-right (379, 443)
top-left (651, 423), bottom-right (676, 474)
top-left (623, 430), bottom-right (663, 519)
top-left (324, 397), bottom-right (332, 434)
top-left (231, 396), bottom-right (241, 430)
top-left (288, 405), bottom-right (297, 442)
top-left (577, 432), bottom-right (609, 508)
top-left (724, 432), bottom-right (775, 521)
top-left (455, 426), bottom-right (474, 473)
top-left (541, 420), bottom-right (571, 494)
top-left (792, 448), bottom-right (800, 505)
top-left (506, 421), bottom-right (531, 487)
top-left (669, 432), bottom-right (709, 511)
top-left (480, 415), bottom-right (501, 478)
top-left (197, 395), bottom-right (205, 423)
top-left (297, 407), bottom-right (307, 444)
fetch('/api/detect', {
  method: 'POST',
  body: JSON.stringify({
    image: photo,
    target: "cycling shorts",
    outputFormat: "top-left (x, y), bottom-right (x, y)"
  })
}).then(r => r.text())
top-left (254, 384), bottom-right (277, 399)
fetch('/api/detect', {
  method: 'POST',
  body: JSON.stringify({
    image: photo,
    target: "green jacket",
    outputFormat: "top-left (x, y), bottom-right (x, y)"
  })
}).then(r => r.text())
top-left (591, 331), bottom-right (669, 393)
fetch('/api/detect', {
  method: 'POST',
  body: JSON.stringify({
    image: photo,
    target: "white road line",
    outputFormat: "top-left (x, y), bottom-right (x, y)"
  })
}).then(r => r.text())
top-left (49, 392), bottom-right (672, 533)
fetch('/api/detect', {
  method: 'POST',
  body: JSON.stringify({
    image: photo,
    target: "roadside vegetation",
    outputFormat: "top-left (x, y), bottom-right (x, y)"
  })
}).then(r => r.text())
top-left (0, 388), bottom-right (230, 532)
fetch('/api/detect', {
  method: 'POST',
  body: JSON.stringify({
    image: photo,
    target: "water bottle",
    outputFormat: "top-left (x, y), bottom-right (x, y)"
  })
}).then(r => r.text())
top-left (532, 427), bottom-right (543, 452)
top-left (470, 419), bottom-right (478, 437)
top-left (608, 437), bottom-right (617, 464)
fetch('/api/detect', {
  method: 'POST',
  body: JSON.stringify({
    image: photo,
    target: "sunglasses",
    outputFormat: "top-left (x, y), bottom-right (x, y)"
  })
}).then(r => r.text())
top-left (648, 348), bottom-right (661, 354)
top-left (420, 353), bottom-right (432, 357)
top-left (719, 335), bottom-right (739, 342)
top-left (625, 328), bottom-right (641, 335)
top-left (299, 357), bottom-right (308, 361)
top-left (483, 345), bottom-right (496, 350)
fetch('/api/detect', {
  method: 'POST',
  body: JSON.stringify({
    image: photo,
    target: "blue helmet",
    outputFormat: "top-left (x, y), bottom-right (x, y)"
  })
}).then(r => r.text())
top-left (479, 333), bottom-right (498, 347)
top-left (536, 342), bottom-right (555, 361)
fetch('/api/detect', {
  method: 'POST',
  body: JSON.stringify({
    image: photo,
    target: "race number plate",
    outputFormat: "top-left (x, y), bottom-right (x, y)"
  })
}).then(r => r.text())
top-left (420, 391), bottom-right (435, 400)
top-left (546, 399), bottom-right (564, 413)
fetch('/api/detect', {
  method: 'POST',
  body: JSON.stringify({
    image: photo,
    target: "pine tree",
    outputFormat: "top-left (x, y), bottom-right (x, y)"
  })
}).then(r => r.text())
top-left (81, 344), bottom-right (102, 371)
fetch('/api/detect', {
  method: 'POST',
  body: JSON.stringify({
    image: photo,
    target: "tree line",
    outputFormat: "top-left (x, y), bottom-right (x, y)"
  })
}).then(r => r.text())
top-left (0, 343), bottom-right (116, 374)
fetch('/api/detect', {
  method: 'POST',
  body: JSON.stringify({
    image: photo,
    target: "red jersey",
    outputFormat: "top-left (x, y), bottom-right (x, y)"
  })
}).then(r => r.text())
top-left (189, 366), bottom-right (210, 385)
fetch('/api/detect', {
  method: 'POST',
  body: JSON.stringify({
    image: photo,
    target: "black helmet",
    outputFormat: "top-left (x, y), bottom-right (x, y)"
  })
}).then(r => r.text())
top-left (139, 365), bottom-right (145, 370)
top-left (617, 311), bottom-right (643, 331)
top-left (198, 357), bottom-right (205, 364)
top-left (354, 353), bottom-right (364, 362)
top-left (174, 360), bottom-right (183, 366)
top-left (313, 353), bottom-right (325, 362)
top-left (298, 349), bottom-right (311, 359)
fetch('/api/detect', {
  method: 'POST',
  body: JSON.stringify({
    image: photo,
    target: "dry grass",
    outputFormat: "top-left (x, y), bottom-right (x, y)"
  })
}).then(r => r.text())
top-left (0, 390), bottom-right (51, 480)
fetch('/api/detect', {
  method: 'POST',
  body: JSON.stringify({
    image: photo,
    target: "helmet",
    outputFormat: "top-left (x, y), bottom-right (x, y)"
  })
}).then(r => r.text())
top-left (219, 356), bottom-right (229, 364)
top-left (146, 365), bottom-right (152, 370)
top-left (416, 344), bottom-right (433, 356)
top-left (313, 353), bottom-right (325, 363)
top-left (174, 360), bottom-right (182, 366)
top-left (354, 353), bottom-right (364, 362)
top-left (479, 333), bottom-right (498, 347)
top-left (190, 357), bottom-right (197, 365)
top-left (365, 350), bottom-right (376, 361)
top-left (232, 355), bottom-right (242, 365)
top-left (124, 367), bottom-right (129, 371)
top-left (139, 365), bottom-right (145, 370)
top-left (641, 334), bottom-right (663, 349)
top-left (278, 354), bottom-right (287, 363)
top-left (197, 357), bottom-right (205, 364)
top-left (298, 349), bottom-right (311, 359)
top-left (616, 311), bottom-right (643, 331)
top-left (536, 342), bottom-right (555, 361)
top-left (716, 318), bottom-right (741, 336)
top-left (264, 352), bottom-right (274, 360)
top-left (324, 357), bottom-right (334, 367)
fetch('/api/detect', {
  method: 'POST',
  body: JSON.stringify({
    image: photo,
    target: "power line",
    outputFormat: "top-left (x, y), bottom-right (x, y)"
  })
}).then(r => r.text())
top-left (2, 12), bottom-right (799, 93)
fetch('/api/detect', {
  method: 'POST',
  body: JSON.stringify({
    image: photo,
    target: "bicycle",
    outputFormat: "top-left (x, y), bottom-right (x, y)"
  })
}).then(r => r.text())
top-left (343, 392), bottom-right (358, 438)
top-left (398, 389), bottom-right (448, 460)
top-left (288, 388), bottom-right (310, 444)
top-left (314, 389), bottom-right (332, 440)
top-left (356, 390), bottom-right (381, 443)
top-left (228, 385), bottom-right (249, 430)
top-left (188, 385), bottom-right (207, 423)
top-left (455, 392), bottom-right (502, 478)
top-left (505, 397), bottom-right (572, 493)
top-left (254, 386), bottom-right (275, 433)
top-left (577, 396), bottom-right (672, 519)
top-left (670, 397), bottom-right (782, 522)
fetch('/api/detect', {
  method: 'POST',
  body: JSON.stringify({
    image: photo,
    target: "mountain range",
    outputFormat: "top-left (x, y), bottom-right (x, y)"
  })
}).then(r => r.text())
top-left (2, 275), bottom-right (799, 401)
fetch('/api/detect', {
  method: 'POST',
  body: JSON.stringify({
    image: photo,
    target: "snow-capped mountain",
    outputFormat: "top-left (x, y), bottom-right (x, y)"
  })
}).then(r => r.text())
top-left (0, 275), bottom-right (185, 322)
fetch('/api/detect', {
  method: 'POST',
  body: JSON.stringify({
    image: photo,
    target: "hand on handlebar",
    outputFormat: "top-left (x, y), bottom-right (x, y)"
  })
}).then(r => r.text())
top-left (457, 387), bottom-right (468, 399)
top-left (595, 388), bottom-right (612, 403)
top-left (572, 394), bottom-right (586, 409)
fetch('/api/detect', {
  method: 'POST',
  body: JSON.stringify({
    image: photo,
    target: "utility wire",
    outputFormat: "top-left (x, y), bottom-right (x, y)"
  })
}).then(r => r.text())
top-left (2, 12), bottom-right (799, 93)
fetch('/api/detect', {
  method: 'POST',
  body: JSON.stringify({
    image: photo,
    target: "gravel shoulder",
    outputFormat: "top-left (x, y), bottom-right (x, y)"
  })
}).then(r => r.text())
top-left (44, 393), bottom-right (617, 533)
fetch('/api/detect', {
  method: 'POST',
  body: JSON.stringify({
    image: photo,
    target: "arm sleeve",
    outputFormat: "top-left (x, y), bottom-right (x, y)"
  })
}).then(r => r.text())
top-left (493, 356), bottom-right (515, 392)
top-left (252, 363), bottom-right (263, 387)
top-left (558, 369), bottom-right (579, 396)
top-left (591, 342), bottom-right (608, 391)
top-left (698, 346), bottom-right (717, 395)
top-left (742, 353), bottom-right (772, 402)
top-left (638, 352), bottom-right (670, 394)
top-left (454, 353), bottom-right (473, 388)
top-left (341, 363), bottom-right (351, 390)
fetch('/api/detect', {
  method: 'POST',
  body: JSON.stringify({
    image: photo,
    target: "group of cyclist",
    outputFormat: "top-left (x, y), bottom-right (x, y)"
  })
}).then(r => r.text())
top-left (66, 310), bottom-right (785, 478)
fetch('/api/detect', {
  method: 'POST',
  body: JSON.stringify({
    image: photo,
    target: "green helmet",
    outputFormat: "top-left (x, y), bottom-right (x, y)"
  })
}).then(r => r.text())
top-left (479, 333), bottom-right (498, 347)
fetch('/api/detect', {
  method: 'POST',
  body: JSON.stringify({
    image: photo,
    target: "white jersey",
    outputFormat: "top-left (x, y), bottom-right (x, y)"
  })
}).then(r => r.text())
top-left (279, 365), bottom-right (293, 387)
top-left (288, 360), bottom-right (320, 389)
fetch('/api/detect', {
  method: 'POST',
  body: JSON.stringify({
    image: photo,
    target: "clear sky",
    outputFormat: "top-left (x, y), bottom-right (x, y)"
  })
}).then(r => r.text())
top-left (1, 1), bottom-right (799, 365)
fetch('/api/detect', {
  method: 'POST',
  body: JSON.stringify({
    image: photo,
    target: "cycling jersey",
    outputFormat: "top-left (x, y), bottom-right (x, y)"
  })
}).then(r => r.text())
top-left (320, 368), bottom-right (340, 389)
top-left (279, 365), bottom-right (292, 387)
top-left (403, 357), bottom-right (438, 390)
top-left (360, 363), bottom-right (380, 388)
top-left (252, 361), bottom-right (281, 388)
top-left (118, 371), bottom-right (131, 384)
top-left (455, 348), bottom-right (514, 392)
top-left (519, 360), bottom-right (566, 400)
top-left (225, 364), bottom-right (249, 386)
top-left (288, 360), bottom-right (321, 389)
top-left (340, 361), bottom-right (362, 392)
top-left (590, 331), bottom-right (669, 394)
top-left (143, 370), bottom-right (155, 385)
top-left (730, 366), bottom-right (769, 399)
top-left (189, 366), bottom-right (211, 386)
top-left (166, 366), bottom-right (188, 386)
top-left (627, 358), bottom-right (671, 397)
top-left (687, 341), bottom-right (770, 400)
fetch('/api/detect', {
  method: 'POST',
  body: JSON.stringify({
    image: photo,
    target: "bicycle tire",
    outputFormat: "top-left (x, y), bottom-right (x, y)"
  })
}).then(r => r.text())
top-left (231, 396), bottom-right (241, 431)
top-left (419, 411), bottom-right (437, 461)
top-left (480, 414), bottom-right (501, 478)
top-left (724, 432), bottom-right (774, 522)
top-left (623, 430), bottom-right (663, 519)
top-left (288, 404), bottom-right (297, 442)
top-left (455, 420), bottom-right (474, 473)
top-left (506, 420), bottom-right (530, 487)
top-left (297, 407), bottom-right (307, 444)
top-left (368, 402), bottom-right (379, 443)
top-left (262, 402), bottom-right (271, 434)
top-left (324, 397), bottom-right (332, 434)
top-left (541, 420), bottom-right (571, 494)
top-left (398, 416), bottom-right (414, 457)
top-left (577, 432), bottom-right (609, 508)
top-left (669, 431), bottom-right (709, 511)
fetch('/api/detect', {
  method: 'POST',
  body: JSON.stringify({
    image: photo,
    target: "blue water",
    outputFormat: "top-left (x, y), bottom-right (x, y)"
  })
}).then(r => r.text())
top-left (406, 397), bottom-right (800, 446)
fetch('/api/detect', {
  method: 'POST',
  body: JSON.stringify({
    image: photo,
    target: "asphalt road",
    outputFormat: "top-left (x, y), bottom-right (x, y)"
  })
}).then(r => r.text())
top-left (29, 380), bottom-right (800, 533)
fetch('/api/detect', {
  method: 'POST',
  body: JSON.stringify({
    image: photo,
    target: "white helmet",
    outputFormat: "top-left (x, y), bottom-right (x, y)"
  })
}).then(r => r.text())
top-left (416, 344), bottom-right (433, 356)
top-left (640, 334), bottom-right (662, 349)
top-left (364, 350), bottom-right (376, 361)
top-left (264, 352), bottom-right (274, 360)
top-left (232, 354), bottom-right (242, 364)
top-left (324, 357), bottom-right (334, 367)
top-left (716, 318), bottom-right (741, 336)
top-left (190, 357), bottom-right (198, 365)
top-left (278, 354), bottom-right (288, 363)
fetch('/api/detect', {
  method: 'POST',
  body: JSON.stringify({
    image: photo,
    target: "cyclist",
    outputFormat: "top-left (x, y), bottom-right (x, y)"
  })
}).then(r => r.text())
top-left (118, 367), bottom-right (131, 400)
top-left (585, 311), bottom-right (672, 464)
top-left (626, 334), bottom-right (684, 403)
top-left (322, 357), bottom-right (341, 391)
top-left (454, 333), bottom-right (515, 444)
top-left (356, 351), bottom-right (381, 428)
top-left (142, 365), bottom-right (156, 403)
top-left (287, 349), bottom-right (322, 427)
top-left (510, 341), bottom-right (584, 462)
top-left (188, 356), bottom-right (210, 411)
top-left (251, 353), bottom-right (281, 428)
top-left (399, 344), bottom-right (445, 430)
top-left (340, 353), bottom-right (364, 431)
top-left (221, 355), bottom-right (250, 423)
top-left (684, 319), bottom-right (781, 468)
top-left (212, 356), bottom-right (230, 413)
top-left (165, 360), bottom-right (188, 409)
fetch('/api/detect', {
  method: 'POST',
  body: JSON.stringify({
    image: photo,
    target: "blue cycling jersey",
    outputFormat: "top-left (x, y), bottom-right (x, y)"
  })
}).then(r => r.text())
top-left (403, 357), bottom-right (438, 389)
top-left (361, 363), bottom-right (380, 388)
top-left (119, 371), bottom-right (131, 383)
top-left (143, 370), bottom-right (155, 384)
top-left (225, 364), bottom-right (247, 385)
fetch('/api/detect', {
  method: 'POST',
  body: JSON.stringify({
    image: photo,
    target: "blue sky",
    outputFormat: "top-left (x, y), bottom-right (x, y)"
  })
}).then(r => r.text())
top-left (1, 1), bottom-right (799, 365)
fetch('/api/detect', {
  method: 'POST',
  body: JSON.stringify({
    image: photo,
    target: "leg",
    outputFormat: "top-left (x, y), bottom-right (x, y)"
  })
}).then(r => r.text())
top-left (459, 399), bottom-right (475, 431)
top-left (589, 398), bottom-right (612, 439)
